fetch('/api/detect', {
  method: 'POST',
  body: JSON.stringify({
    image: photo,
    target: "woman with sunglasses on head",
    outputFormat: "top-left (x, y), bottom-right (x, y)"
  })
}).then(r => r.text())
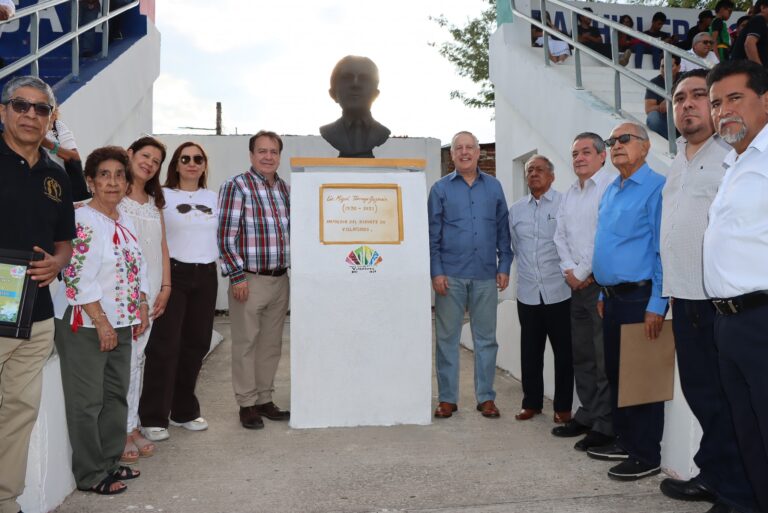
top-left (138, 142), bottom-right (218, 441)
top-left (118, 136), bottom-right (171, 464)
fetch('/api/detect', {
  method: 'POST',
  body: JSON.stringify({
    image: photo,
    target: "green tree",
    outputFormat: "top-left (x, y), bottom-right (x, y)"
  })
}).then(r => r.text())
top-left (430, 0), bottom-right (496, 110)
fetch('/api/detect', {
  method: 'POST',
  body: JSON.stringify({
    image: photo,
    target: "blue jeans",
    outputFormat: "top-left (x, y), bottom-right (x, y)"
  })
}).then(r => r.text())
top-left (434, 277), bottom-right (498, 405)
top-left (632, 41), bottom-right (662, 69)
top-left (646, 110), bottom-right (668, 139)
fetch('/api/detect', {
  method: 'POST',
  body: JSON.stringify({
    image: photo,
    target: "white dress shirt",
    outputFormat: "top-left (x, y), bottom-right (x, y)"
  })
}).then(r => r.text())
top-left (554, 166), bottom-right (616, 282)
top-left (704, 123), bottom-right (768, 298)
top-left (509, 188), bottom-right (571, 305)
top-left (679, 49), bottom-right (719, 72)
top-left (661, 135), bottom-right (728, 299)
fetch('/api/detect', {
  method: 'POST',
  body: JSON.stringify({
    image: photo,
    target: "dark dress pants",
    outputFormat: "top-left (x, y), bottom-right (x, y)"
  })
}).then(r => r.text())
top-left (602, 283), bottom-right (664, 466)
top-left (571, 283), bottom-right (612, 436)
top-left (139, 260), bottom-right (218, 427)
top-left (517, 298), bottom-right (573, 412)
top-left (715, 303), bottom-right (768, 513)
top-left (672, 299), bottom-right (755, 512)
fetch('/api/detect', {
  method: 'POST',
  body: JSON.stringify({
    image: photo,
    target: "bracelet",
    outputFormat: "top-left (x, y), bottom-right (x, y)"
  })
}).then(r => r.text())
top-left (91, 311), bottom-right (108, 324)
top-left (139, 299), bottom-right (149, 307)
top-left (161, 284), bottom-right (171, 289)
top-left (50, 142), bottom-right (60, 155)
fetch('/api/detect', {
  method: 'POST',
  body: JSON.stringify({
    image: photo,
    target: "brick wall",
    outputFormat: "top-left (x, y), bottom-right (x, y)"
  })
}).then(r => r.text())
top-left (440, 142), bottom-right (496, 176)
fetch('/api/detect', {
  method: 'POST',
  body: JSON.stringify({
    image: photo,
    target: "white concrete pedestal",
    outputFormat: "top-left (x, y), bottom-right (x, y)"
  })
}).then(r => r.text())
top-left (289, 158), bottom-right (432, 428)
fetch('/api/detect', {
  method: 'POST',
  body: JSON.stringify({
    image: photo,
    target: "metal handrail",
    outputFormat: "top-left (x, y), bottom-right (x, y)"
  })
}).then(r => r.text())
top-left (514, 0), bottom-right (715, 155)
top-left (0, 0), bottom-right (140, 83)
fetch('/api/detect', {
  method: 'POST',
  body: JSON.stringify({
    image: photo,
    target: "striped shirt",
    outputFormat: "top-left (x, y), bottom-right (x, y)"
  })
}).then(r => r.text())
top-left (217, 168), bottom-right (290, 284)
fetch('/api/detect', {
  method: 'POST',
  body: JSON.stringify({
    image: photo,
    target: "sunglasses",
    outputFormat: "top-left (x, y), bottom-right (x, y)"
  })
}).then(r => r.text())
top-left (176, 203), bottom-right (212, 215)
top-left (699, 40), bottom-right (714, 45)
top-left (5, 98), bottom-right (54, 117)
top-left (179, 155), bottom-right (205, 165)
top-left (604, 133), bottom-right (647, 147)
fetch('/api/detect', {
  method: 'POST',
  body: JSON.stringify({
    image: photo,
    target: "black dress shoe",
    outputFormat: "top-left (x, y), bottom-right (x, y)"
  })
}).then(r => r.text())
top-left (705, 502), bottom-right (739, 513)
top-left (239, 406), bottom-right (264, 430)
top-left (253, 401), bottom-right (290, 421)
top-left (660, 477), bottom-right (716, 503)
top-left (552, 419), bottom-right (590, 437)
top-left (587, 441), bottom-right (628, 460)
top-left (574, 431), bottom-right (615, 452)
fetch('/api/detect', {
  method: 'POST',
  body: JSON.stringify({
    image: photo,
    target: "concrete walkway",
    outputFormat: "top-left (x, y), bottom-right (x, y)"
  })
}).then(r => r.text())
top-left (54, 318), bottom-right (702, 513)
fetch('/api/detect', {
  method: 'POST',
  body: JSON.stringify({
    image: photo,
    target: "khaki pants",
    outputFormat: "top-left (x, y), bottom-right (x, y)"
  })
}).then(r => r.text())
top-left (228, 273), bottom-right (289, 407)
top-left (0, 318), bottom-right (54, 513)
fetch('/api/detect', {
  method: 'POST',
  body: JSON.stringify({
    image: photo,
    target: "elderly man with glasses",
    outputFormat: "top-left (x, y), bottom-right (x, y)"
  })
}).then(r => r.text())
top-left (680, 32), bottom-right (720, 73)
top-left (0, 76), bottom-right (75, 513)
top-left (585, 122), bottom-right (668, 482)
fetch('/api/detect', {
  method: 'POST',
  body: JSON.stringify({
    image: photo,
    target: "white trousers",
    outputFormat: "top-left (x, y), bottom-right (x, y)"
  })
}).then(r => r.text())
top-left (126, 323), bottom-right (152, 432)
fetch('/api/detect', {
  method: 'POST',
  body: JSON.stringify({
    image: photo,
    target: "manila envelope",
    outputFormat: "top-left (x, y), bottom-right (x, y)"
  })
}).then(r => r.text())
top-left (618, 321), bottom-right (675, 408)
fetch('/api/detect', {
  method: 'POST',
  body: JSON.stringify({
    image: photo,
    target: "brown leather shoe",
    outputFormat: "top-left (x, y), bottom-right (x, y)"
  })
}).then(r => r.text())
top-left (253, 401), bottom-right (290, 421)
top-left (476, 400), bottom-right (500, 418)
top-left (553, 411), bottom-right (572, 424)
top-left (434, 402), bottom-right (458, 418)
top-left (514, 408), bottom-right (542, 421)
top-left (239, 406), bottom-right (264, 430)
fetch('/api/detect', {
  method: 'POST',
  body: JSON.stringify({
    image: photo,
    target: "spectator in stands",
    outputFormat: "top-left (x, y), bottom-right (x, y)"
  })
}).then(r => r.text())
top-left (54, 146), bottom-right (148, 495)
top-left (139, 142), bottom-right (218, 441)
top-left (0, 0), bottom-right (15, 20)
top-left (119, 137), bottom-right (170, 460)
top-left (532, 11), bottom-right (571, 64)
top-left (79, 0), bottom-right (101, 57)
top-left (645, 55), bottom-right (681, 139)
top-left (679, 32), bottom-right (719, 72)
top-left (710, 0), bottom-right (735, 61)
top-left (43, 110), bottom-right (91, 201)
top-left (731, 0), bottom-right (768, 67)
top-left (617, 15), bottom-right (635, 66)
top-left (632, 12), bottom-right (677, 69)
top-left (109, 0), bottom-right (130, 41)
top-left (577, 8), bottom-right (612, 59)
top-left (0, 75), bottom-right (75, 513)
top-left (730, 15), bottom-right (751, 46)
top-left (588, 121), bottom-right (667, 481)
top-left (682, 10), bottom-right (714, 50)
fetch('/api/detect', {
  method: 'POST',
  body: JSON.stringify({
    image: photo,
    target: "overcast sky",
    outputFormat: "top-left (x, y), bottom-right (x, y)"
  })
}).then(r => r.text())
top-left (152, 1), bottom-right (495, 145)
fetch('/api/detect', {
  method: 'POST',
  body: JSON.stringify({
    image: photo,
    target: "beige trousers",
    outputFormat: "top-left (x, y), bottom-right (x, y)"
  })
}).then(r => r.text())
top-left (228, 273), bottom-right (289, 407)
top-left (0, 318), bottom-right (54, 513)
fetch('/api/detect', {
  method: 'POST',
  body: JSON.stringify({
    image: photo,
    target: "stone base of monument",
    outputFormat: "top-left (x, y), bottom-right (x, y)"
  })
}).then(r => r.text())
top-left (289, 158), bottom-right (432, 428)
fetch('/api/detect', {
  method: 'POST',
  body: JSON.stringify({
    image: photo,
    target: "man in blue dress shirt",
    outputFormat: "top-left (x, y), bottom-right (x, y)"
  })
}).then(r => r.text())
top-left (428, 131), bottom-right (512, 419)
top-left (587, 122), bottom-right (668, 482)
top-left (508, 155), bottom-right (573, 424)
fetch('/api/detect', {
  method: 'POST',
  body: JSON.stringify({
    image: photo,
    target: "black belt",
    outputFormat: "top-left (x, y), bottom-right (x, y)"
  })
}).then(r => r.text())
top-left (711, 290), bottom-right (768, 316)
top-left (599, 280), bottom-right (651, 299)
top-left (171, 258), bottom-right (216, 268)
top-left (246, 268), bottom-right (288, 277)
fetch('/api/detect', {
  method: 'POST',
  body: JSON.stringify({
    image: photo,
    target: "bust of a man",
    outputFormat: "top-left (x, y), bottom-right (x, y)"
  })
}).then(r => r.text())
top-left (320, 55), bottom-right (391, 158)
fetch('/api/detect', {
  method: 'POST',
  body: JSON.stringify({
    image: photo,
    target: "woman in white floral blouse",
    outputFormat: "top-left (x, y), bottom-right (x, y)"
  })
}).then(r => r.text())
top-left (54, 146), bottom-right (149, 495)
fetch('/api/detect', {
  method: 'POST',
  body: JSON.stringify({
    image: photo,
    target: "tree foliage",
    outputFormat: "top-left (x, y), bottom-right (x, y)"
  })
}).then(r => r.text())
top-left (430, 0), bottom-right (496, 110)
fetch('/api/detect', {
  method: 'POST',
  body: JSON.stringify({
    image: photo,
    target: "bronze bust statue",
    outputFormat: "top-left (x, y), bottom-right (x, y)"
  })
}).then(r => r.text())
top-left (320, 56), bottom-right (391, 158)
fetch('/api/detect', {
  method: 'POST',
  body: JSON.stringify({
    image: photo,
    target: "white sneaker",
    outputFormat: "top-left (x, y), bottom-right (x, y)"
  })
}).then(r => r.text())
top-left (169, 417), bottom-right (208, 431)
top-left (141, 426), bottom-right (170, 442)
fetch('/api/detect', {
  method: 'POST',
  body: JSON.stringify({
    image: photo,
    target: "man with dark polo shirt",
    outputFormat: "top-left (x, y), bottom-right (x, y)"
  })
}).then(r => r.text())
top-left (0, 76), bottom-right (75, 513)
top-left (731, 0), bottom-right (768, 66)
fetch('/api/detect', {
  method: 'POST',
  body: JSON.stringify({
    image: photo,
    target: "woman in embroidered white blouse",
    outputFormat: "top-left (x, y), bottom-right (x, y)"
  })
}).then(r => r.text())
top-left (54, 146), bottom-right (149, 495)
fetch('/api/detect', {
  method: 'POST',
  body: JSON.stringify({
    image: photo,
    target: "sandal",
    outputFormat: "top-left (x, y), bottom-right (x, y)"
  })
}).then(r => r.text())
top-left (130, 429), bottom-right (155, 457)
top-left (121, 437), bottom-right (139, 464)
top-left (81, 474), bottom-right (127, 495)
top-left (111, 465), bottom-right (141, 480)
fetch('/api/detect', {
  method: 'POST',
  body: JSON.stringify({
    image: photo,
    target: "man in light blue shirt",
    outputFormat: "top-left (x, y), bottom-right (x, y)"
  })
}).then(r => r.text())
top-left (508, 155), bottom-right (573, 424)
top-left (587, 122), bottom-right (668, 482)
top-left (428, 131), bottom-right (512, 420)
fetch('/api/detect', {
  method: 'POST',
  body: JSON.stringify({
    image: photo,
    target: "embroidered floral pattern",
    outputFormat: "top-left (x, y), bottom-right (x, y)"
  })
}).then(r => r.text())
top-left (117, 246), bottom-right (142, 324)
top-left (63, 222), bottom-right (93, 300)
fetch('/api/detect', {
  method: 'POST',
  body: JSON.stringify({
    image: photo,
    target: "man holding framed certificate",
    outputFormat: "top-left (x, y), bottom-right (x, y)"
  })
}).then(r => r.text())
top-left (0, 76), bottom-right (75, 513)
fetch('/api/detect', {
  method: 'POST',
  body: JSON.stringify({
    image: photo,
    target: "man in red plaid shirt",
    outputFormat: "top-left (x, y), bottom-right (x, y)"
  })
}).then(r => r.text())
top-left (217, 130), bottom-right (291, 430)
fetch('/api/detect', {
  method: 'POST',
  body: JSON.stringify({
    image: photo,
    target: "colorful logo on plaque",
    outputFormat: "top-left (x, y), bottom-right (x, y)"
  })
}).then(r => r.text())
top-left (346, 246), bottom-right (382, 273)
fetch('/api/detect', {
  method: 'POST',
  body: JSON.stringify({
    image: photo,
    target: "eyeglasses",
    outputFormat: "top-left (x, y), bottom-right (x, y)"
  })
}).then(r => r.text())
top-left (176, 203), bottom-right (212, 215)
top-left (604, 133), bottom-right (647, 147)
top-left (5, 98), bottom-right (54, 117)
top-left (179, 155), bottom-right (205, 165)
top-left (699, 40), bottom-right (714, 45)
